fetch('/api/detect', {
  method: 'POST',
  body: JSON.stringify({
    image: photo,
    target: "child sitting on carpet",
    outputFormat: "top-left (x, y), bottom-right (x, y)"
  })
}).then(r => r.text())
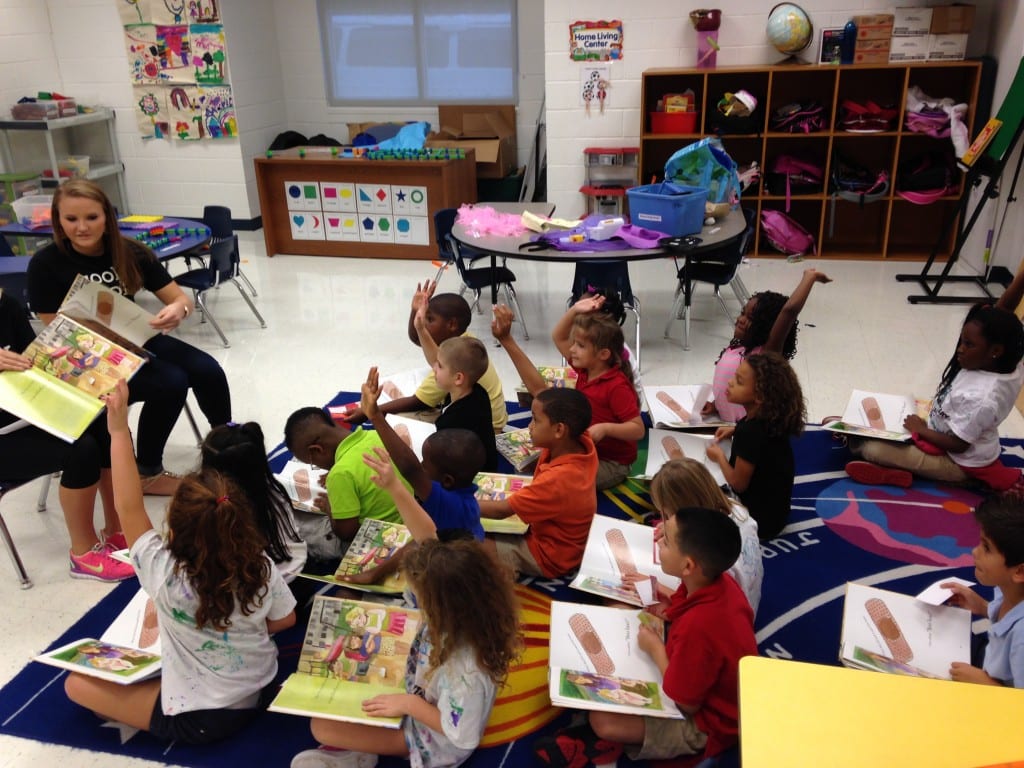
top-left (706, 267), bottom-right (830, 423)
top-left (478, 388), bottom-right (599, 578)
top-left (343, 280), bottom-right (508, 433)
top-left (63, 380), bottom-right (297, 745)
top-left (845, 267), bottom-right (1024, 494)
top-left (493, 299), bottom-right (643, 490)
top-left (535, 506), bottom-right (757, 767)
top-left (941, 496), bottom-right (1024, 688)
top-left (706, 351), bottom-right (806, 540)
top-left (290, 463), bottom-right (520, 768)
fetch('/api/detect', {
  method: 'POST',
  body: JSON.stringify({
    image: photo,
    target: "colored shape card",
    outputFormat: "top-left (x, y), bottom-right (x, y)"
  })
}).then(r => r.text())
top-left (641, 429), bottom-right (729, 485)
top-left (132, 86), bottom-right (170, 139)
top-left (356, 184), bottom-right (393, 214)
top-left (284, 181), bottom-right (322, 211)
top-left (392, 216), bottom-right (429, 246)
top-left (198, 85), bottom-right (236, 138)
top-left (188, 0), bottom-right (220, 23)
top-left (156, 25), bottom-right (191, 83)
top-left (391, 186), bottom-right (428, 215)
top-left (320, 183), bottom-right (357, 212)
top-left (190, 24), bottom-right (227, 84)
top-left (289, 212), bottom-right (325, 240)
top-left (118, 0), bottom-right (152, 25)
top-left (359, 215), bottom-right (395, 242)
top-left (124, 24), bottom-right (164, 83)
top-left (324, 214), bottom-right (361, 242)
top-left (151, 0), bottom-right (187, 25)
top-left (166, 85), bottom-right (202, 140)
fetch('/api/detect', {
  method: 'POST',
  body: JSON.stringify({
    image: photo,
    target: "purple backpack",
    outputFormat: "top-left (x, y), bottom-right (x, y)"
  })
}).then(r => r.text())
top-left (766, 155), bottom-right (823, 211)
top-left (905, 108), bottom-right (951, 137)
top-left (770, 102), bottom-right (827, 133)
top-left (761, 210), bottom-right (816, 257)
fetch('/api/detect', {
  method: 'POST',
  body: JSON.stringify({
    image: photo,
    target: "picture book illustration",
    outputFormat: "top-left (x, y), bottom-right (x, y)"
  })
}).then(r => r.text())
top-left (549, 601), bottom-right (681, 718)
top-left (496, 427), bottom-right (541, 472)
top-left (326, 367), bottom-right (431, 422)
top-left (641, 429), bottom-right (729, 485)
top-left (536, 366), bottom-right (578, 388)
top-left (58, 274), bottom-right (159, 350)
top-left (823, 390), bottom-right (930, 442)
top-left (269, 595), bottom-right (421, 727)
top-left (474, 472), bottom-right (531, 534)
top-left (570, 515), bottom-right (681, 607)
top-left (302, 519), bottom-right (413, 594)
top-left (644, 385), bottom-right (729, 430)
top-left (35, 638), bottom-right (162, 685)
top-left (840, 583), bottom-right (970, 680)
top-left (101, 587), bottom-right (160, 654)
top-left (274, 458), bottom-right (327, 513)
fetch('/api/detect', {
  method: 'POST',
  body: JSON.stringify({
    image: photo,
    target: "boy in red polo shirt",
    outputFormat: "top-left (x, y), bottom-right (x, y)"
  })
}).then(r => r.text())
top-left (536, 506), bottom-right (757, 766)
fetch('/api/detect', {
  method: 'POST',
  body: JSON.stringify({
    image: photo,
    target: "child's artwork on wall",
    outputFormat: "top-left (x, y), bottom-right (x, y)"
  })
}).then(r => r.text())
top-left (152, 0), bottom-right (188, 26)
top-left (156, 25), bottom-right (191, 82)
top-left (198, 86), bottom-right (236, 138)
top-left (189, 0), bottom-right (220, 23)
top-left (190, 24), bottom-right (226, 84)
top-left (166, 85), bottom-right (202, 140)
top-left (133, 86), bottom-right (170, 140)
top-left (124, 24), bottom-right (163, 83)
top-left (118, 0), bottom-right (151, 25)
top-left (581, 66), bottom-right (610, 115)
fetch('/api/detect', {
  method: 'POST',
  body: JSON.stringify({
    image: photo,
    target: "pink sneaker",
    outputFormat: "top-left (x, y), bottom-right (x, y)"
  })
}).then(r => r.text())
top-left (69, 544), bottom-right (136, 582)
top-left (102, 530), bottom-right (128, 552)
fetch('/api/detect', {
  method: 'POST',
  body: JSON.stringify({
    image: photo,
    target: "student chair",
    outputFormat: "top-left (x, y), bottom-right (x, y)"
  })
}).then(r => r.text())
top-left (174, 236), bottom-right (266, 348)
top-left (664, 208), bottom-right (756, 350)
top-left (0, 473), bottom-right (54, 589)
top-left (569, 260), bottom-right (642, 372)
top-left (433, 208), bottom-right (529, 339)
top-left (202, 205), bottom-right (257, 296)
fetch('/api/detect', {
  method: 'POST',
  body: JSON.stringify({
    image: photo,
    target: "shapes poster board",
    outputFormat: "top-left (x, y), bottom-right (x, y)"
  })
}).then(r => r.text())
top-left (356, 184), bottom-right (393, 214)
top-left (324, 213), bottom-right (361, 242)
top-left (359, 215), bottom-right (396, 243)
top-left (320, 182), bottom-right (357, 212)
top-left (390, 186), bottom-right (428, 216)
top-left (393, 216), bottom-right (429, 246)
top-left (288, 211), bottom-right (325, 240)
top-left (284, 181), bottom-right (322, 211)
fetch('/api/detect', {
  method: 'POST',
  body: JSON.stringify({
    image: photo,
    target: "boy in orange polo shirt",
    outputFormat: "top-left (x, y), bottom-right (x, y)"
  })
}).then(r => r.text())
top-left (478, 388), bottom-right (598, 577)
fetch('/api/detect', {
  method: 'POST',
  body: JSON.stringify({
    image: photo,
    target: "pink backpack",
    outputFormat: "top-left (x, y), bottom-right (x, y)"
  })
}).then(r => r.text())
top-left (766, 155), bottom-right (823, 211)
top-left (760, 210), bottom-right (816, 257)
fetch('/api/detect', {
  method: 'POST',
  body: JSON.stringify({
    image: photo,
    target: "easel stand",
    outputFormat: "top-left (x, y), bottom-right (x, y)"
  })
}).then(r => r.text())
top-left (897, 58), bottom-right (1024, 304)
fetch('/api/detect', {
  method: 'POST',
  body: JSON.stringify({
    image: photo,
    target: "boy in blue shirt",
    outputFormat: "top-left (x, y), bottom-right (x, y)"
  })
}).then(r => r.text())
top-left (942, 496), bottom-right (1024, 687)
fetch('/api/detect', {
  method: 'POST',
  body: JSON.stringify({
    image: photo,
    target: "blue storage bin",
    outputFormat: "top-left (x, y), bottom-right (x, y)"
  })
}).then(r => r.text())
top-left (626, 183), bottom-right (708, 236)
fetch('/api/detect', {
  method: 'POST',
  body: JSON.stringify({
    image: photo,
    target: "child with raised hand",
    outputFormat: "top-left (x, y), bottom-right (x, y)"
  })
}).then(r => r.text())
top-left (200, 421), bottom-right (307, 582)
top-left (707, 267), bottom-right (830, 423)
top-left (290, 530), bottom-right (521, 768)
top-left (706, 351), bottom-right (806, 540)
top-left (941, 496), bottom-right (1024, 687)
top-left (493, 298), bottom-right (643, 490)
top-left (846, 267), bottom-right (1024, 493)
top-left (63, 380), bottom-right (296, 745)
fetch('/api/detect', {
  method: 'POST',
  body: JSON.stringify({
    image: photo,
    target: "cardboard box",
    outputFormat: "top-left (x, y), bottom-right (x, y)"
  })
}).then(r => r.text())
top-left (856, 38), bottom-right (892, 53)
top-left (425, 105), bottom-right (516, 179)
top-left (930, 4), bottom-right (975, 34)
top-left (928, 33), bottom-right (968, 60)
top-left (853, 50), bottom-right (892, 65)
top-left (853, 14), bottom-right (894, 40)
top-left (892, 7), bottom-right (933, 36)
top-left (888, 35), bottom-right (929, 61)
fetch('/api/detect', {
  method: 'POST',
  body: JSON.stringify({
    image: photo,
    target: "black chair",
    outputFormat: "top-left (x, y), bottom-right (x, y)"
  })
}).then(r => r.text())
top-left (0, 474), bottom-right (54, 589)
top-left (175, 237), bottom-right (266, 348)
top-left (664, 208), bottom-right (756, 350)
top-left (569, 260), bottom-right (642, 371)
top-left (433, 208), bottom-right (529, 339)
top-left (202, 205), bottom-right (257, 296)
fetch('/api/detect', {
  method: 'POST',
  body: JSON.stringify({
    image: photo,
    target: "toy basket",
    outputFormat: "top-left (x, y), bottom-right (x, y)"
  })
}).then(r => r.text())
top-left (626, 183), bottom-right (708, 236)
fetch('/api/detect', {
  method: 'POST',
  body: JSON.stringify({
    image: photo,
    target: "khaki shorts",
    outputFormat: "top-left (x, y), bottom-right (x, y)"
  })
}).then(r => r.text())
top-left (491, 533), bottom-right (543, 576)
top-left (596, 458), bottom-right (630, 491)
top-left (624, 715), bottom-right (708, 761)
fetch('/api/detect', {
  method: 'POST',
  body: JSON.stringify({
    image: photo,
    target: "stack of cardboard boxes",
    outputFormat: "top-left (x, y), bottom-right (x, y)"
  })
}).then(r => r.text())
top-left (888, 5), bottom-right (974, 63)
top-left (852, 13), bottom-right (894, 65)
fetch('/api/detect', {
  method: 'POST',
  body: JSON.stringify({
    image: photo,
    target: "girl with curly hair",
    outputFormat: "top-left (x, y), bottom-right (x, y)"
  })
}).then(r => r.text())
top-left (291, 447), bottom-right (521, 768)
top-left (706, 351), bottom-right (806, 540)
top-left (63, 380), bottom-right (296, 745)
top-left (707, 267), bottom-right (830, 423)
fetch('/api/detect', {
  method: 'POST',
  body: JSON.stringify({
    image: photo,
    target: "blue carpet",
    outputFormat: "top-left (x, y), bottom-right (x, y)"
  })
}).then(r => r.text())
top-left (2, 392), bottom-right (1019, 766)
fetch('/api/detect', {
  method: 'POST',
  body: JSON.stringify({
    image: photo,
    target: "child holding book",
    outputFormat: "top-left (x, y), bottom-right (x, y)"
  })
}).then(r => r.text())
top-left (941, 496), bottom-right (1024, 688)
top-left (343, 280), bottom-right (507, 433)
top-left (706, 352), bottom-right (806, 540)
top-left (284, 407), bottom-right (407, 560)
top-left (706, 267), bottom-right (830, 423)
top-left (412, 303), bottom-right (497, 471)
top-left (478, 388), bottom-right (599, 578)
top-left (63, 380), bottom-right (296, 744)
top-left (537, 506), bottom-right (757, 766)
top-left (493, 299), bottom-right (643, 490)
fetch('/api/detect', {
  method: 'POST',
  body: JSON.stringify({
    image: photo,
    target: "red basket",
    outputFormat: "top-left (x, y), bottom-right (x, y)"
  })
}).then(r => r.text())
top-left (650, 111), bottom-right (698, 134)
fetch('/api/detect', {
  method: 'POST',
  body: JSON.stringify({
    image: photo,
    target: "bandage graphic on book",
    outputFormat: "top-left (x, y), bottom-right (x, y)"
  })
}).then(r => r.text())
top-left (139, 598), bottom-right (160, 648)
top-left (569, 612), bottom-right (615, 675)
top-left (661, 435), bottom-right (685, 460)
top-left (861, 396), bottom-right (886, 430)
top-left (866, 597), bottom-right (913, 663)
top-left (605, 529), bottom-right (638, 577)
top-left (656, 391), bottom-right (690, 422)
top-left (293, 468), bottom-right (312, 503)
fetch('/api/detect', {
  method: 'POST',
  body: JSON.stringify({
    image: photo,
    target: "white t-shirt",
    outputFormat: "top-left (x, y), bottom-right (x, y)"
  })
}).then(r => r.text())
top-left (727, 500), bottom-right (763, 617)
top-left (131, 529), bottom-right (296, 714)
top-left (403, 626), bottom-right (496, 768)
top-left (277, 503), bottom-right (308, 583)
top-left (929, 363), bottom-right (1024, 467)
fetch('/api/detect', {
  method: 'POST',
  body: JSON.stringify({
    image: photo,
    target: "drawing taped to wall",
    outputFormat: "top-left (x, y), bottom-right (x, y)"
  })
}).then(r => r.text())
top-left (156, 24), bottom-right (191, 82)
top-left (167, 85), bottom-right (202, 140)
top-left (133, 86), bottom-right (169, 140)
top-left (189, 0), bottom-right (220, 23)
top-left (152, 0), bottom-right (187, 26)
top-left (199, 85), bottom-right (236, 138)
top-left (124, 24), bottom-right (165, 83)
top-left (190, 24), bottom-right (226, 84)
top-left (118, 0), bottom-right (150, 25)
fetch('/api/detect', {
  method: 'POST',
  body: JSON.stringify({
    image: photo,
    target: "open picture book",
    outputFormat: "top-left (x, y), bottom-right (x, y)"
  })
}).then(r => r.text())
top-left (496, 427), bottom-right (541, 473)
top-left (301, 518), bottom-right (413, 594)
top-left (569, 515), bottom-right (680, 607)
top-left (640, 429), bottom-right (730, 484)
top-left (474, 471), bottom-right (530, 534)
top-left (269, 594), bottom-right (422, 727)
top-left (822, 390), bottom-right (931, 442)
top-left (643, 385), bottom-right (731, 430)
top-left (549, 601), bottom-right (681, 718)
top-left (34, 588), bottom-right (160, 685)
top-left (839, 582), bottom-right (970, 679)
top-left (514, 365), bottom-right (578, 407)
top-left (274, 458), bottom-right (327, 514)
top-left (325, 367), bottom-right (431, 423)
top-left (0, 276), bottom-right (153, 442)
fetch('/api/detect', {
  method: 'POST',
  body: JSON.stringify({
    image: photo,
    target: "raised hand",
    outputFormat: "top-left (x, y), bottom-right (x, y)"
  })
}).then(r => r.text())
top-left (362, 446), bottom-right (400, 492)
top-left (491, 304), bottom-right (514, 341)
top-left (104, 378), bottom-right (132, 434)
top-left (411, 280), bottom-right (438, 313)
top-left (572, 294), bottom-right (606, 314)
top-left (360, 366), bottom-right (382, 421)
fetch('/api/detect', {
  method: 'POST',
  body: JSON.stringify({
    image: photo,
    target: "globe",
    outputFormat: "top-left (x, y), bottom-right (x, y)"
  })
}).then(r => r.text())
top-left (766, 3), bottom-right (813, 56)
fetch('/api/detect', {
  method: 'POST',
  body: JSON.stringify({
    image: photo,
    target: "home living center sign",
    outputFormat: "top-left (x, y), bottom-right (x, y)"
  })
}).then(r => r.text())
top-left (569, 20), bottom-right (624, 61)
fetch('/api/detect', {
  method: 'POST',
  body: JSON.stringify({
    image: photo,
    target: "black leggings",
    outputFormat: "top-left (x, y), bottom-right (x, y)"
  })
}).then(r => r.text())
top-left (0, 418), bottom-right (109, 489)
top-left (131, 334), bottom-right (231, 473)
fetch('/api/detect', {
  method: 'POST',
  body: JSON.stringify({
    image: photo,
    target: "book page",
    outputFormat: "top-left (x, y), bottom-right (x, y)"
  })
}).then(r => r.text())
top-left (641, 429), bottom-right (729, 485)
top-left (274, 458), bottom-right (327, 513)
top-left (327, 367), bottom-right (433, 423)
top-left (101, 588), bottom-right (159, 654)
top-left (644, 385), bottom-right (728, 430)
top-left (475, 472), bottom-right (531, 534)
top-left (496, 427), bottom-right (541, 472)
top-left (60, 274), bottom-right (159, 349)
top-left (823, 389), bottom-right (920, 441)
top-left (35, 638), bottom-right (161, 685)
top-left (300, 519), bottom-right (413, 594)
